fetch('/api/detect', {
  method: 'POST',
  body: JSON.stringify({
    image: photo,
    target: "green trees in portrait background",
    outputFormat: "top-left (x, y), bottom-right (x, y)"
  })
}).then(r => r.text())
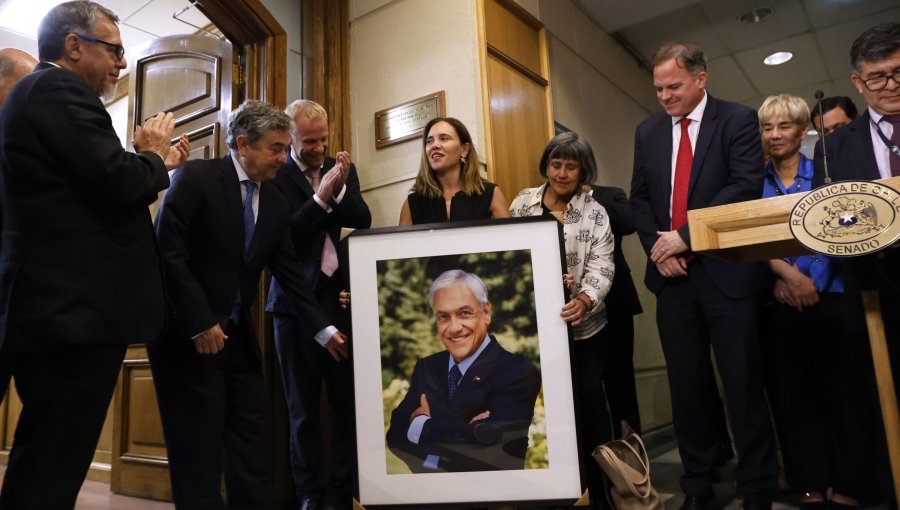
top-left (378, 249), bottom-right (549, 471)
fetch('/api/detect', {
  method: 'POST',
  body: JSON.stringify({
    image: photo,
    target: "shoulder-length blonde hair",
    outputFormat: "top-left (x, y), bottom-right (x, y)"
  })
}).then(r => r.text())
top-left (411, 117), bottom-right (485, 199)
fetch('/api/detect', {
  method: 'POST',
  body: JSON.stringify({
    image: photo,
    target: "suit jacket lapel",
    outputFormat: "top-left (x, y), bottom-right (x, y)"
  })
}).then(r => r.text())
top-left (454, 337), bottom-right (500, 400)
top-left (848, 111), bottom-right (880, 180)
top-left (219, 155), bottom-right (246, 253)
top-left (652, 117), bottom-right (674, 210)
top-left (690, 95), bottom-right (718, 197)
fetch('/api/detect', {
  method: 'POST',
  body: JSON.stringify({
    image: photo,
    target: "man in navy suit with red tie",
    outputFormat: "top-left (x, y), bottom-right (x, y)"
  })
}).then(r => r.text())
top-left (630, 42), bottom-right (776, 510)
top-left (265, 99), bottom-right (371, 510)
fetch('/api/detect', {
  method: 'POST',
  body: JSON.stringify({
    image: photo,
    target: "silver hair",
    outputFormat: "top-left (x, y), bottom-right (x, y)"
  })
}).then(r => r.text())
top-left (38, 1), bottom-right (119, 62)
top-left (428, 269), bottom-right (489, 309)
top-left (227, 99), bottom-right (292, 150)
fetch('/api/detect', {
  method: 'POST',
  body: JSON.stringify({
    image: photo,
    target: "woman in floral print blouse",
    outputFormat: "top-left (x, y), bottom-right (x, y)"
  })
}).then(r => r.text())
top-left (509, 131), bottom-right (615, 510)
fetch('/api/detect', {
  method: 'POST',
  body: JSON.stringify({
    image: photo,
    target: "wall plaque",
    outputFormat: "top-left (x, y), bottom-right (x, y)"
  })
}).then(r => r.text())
top-left (374, 91), bottom-right (446, 150)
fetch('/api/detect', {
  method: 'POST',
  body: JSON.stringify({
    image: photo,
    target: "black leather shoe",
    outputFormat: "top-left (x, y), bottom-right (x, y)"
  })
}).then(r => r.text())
top-left (300, 498), bottom-right (321, 510)
top-left (679, 494), bottom-right (713, 510)
top-left (742, 497), bottom-right (772, 510)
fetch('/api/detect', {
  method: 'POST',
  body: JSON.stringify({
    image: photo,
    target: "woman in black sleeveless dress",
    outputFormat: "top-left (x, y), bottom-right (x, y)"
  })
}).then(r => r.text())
top-left (398, 117), bottom-right (508, 225)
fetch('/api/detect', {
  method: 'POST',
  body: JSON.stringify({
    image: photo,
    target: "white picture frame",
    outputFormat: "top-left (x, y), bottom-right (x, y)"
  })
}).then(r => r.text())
top-left (348, 217), bottom-right (582, 508)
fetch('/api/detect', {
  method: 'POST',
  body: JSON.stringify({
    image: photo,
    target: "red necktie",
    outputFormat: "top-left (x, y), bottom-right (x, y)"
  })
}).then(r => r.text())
top-left (883, 114), bottom-right (900, 177)
top-left (671, 118), bottom-right (693, 230)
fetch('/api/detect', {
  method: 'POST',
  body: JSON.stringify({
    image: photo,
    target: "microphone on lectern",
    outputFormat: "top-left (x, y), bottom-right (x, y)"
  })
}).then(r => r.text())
top-left (814, 90), bottom-right (832, 183)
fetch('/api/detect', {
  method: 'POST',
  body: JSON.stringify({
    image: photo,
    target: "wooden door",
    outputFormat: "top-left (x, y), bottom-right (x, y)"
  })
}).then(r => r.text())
top-left (479, 0), bottom-right (553, 198)
top-left (111, 33), bottom-right (233, 501)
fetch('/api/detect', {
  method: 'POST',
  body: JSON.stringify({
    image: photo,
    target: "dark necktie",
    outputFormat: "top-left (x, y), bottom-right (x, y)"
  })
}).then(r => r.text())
top-left (448, 365), bottom-right (462, 400)
top-left (882, 114), bottom-right (900, 177)
top-left (243, 180), bottom-right (257, 254)
top-left (671, 117), bottom-right (693, 229)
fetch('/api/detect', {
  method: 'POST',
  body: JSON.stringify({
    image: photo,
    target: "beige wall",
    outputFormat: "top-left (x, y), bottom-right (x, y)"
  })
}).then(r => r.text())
top-left (349, 0), bottom-right (485, 227)
top-left (349, 0), bottom-right (673, 431)
top-left (525, 0), bottom-right (671, 431)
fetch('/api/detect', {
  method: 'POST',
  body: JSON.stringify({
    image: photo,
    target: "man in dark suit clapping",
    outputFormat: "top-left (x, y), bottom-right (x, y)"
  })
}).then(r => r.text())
top-left (0, 2), bottom-right (187, 507)
top-left (266, 100), bottom-right (371, 510)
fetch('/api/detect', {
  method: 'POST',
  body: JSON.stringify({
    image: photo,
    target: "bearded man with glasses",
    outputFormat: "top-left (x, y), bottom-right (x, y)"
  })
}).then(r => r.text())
top-left (0, 1), bottom-right (188, 508)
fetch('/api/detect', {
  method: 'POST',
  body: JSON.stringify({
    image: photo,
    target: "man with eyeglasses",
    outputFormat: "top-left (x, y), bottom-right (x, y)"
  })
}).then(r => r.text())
top-left (813, 21), bottom-right (900, 508)
top-left (0, 1), bottom-right (188, 508)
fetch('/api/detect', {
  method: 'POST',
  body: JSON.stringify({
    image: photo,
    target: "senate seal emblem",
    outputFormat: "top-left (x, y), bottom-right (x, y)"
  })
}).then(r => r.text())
top-left (790, 181), bottom-right (900, 256)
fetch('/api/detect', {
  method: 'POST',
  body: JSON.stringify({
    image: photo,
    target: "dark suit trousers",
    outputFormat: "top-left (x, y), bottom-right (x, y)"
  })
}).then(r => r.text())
top-left (656, 261), bottom-right (776, 498)
top-left (148, 322), bottom-right (273, 510)
top-left (600, 316), bottom-right (641, 436)
top-left (572, 327), bottom-right (613, 510)
top-left (761, 294), bottom-right (878, 499)
top-left (272, 273), bottom-right (354, 501)
top-left (0, 343), bottom-right (126, 510)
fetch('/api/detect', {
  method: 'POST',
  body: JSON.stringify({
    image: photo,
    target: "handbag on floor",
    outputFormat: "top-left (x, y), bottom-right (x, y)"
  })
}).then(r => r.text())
top-left (592, 421), bottom-right (662, 510)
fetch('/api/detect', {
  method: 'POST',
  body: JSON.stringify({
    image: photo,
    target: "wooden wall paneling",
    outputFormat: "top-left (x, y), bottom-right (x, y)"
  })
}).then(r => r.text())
top-left (487, 54), bottom-right (550, 196)
top-left (484, 0), bottom-right (542, 77)
top-left (196, 0), bottom-right (287, 107)
top-left (308, 0), bottom-right (351, 154)
top-left (111, 346), bottom-right (171, 500)
top-left (479, 0), bottom-right (553, 200)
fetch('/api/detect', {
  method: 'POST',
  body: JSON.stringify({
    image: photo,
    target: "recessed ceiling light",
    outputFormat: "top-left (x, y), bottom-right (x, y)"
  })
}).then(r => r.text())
top-left (738, 7), bottom-right (774, 23)
top-left (764, 51), bottom-right (793, 66)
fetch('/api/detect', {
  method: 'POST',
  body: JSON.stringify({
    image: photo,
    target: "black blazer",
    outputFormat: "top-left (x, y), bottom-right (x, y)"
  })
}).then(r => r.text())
top-left (386, 336), bottom-right (541, 472)
top-left (630, 95), bottom-right (766, 298)
top-left (265, 152), bottom-right (371, 314)
top-left (813, 111), bottom-right (900, 291)
top-left (155, 155), bottom-right (328, 342)
top-left (591, 186), bottom-right (642, 318)
top-left (0, 62), bottom-right (169, 350)
top-left (813, 111), bottom-right (879, 185)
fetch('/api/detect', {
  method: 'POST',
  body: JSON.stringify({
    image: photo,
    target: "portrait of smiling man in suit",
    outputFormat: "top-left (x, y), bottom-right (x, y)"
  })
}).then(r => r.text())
top-left (385, 269), bottom-right (541, 473)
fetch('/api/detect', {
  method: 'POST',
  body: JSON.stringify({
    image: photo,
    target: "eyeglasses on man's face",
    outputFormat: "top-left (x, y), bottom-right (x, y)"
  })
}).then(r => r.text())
top-left (859, 69), bottom-right (900, 92)
top-left (74, 33), bottom-right (125, 61)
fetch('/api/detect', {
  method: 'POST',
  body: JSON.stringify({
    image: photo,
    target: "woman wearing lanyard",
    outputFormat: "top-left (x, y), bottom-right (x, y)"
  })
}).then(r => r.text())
top-left (758, 95), bottom-right (878, 509)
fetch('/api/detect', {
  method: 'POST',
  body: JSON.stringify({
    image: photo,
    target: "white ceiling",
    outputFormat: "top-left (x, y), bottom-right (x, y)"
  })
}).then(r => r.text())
top-left (0, 0), bottom-right (210, 69)
top-left (573, 0), bottom-right (900, 111)
top-left (3, 0), bottom-right (898, 113)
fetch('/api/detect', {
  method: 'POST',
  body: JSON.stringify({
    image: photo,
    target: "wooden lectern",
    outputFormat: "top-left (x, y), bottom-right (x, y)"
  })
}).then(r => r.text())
top-left (688, 175), bottom-right (900, 497)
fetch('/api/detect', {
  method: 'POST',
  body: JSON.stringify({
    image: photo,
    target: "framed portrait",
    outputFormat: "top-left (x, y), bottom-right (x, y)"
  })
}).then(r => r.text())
top-left (348, 217), bottom-right (582, 508)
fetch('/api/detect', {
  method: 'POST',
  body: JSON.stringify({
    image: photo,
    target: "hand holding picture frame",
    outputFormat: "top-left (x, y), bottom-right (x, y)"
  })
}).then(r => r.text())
top-left (348, 217), bottom-right (582, 508)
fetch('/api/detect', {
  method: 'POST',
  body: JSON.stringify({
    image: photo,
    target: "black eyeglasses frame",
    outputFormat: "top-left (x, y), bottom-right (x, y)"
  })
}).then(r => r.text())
top-left (74, 33), bottom-right (125, 61)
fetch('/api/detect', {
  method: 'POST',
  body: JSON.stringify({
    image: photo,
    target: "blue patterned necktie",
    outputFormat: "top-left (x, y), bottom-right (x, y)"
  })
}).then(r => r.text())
top-left (448, 364), bottom-right (462, 399)
top-left (242, 180), bottom-right (257, 254)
